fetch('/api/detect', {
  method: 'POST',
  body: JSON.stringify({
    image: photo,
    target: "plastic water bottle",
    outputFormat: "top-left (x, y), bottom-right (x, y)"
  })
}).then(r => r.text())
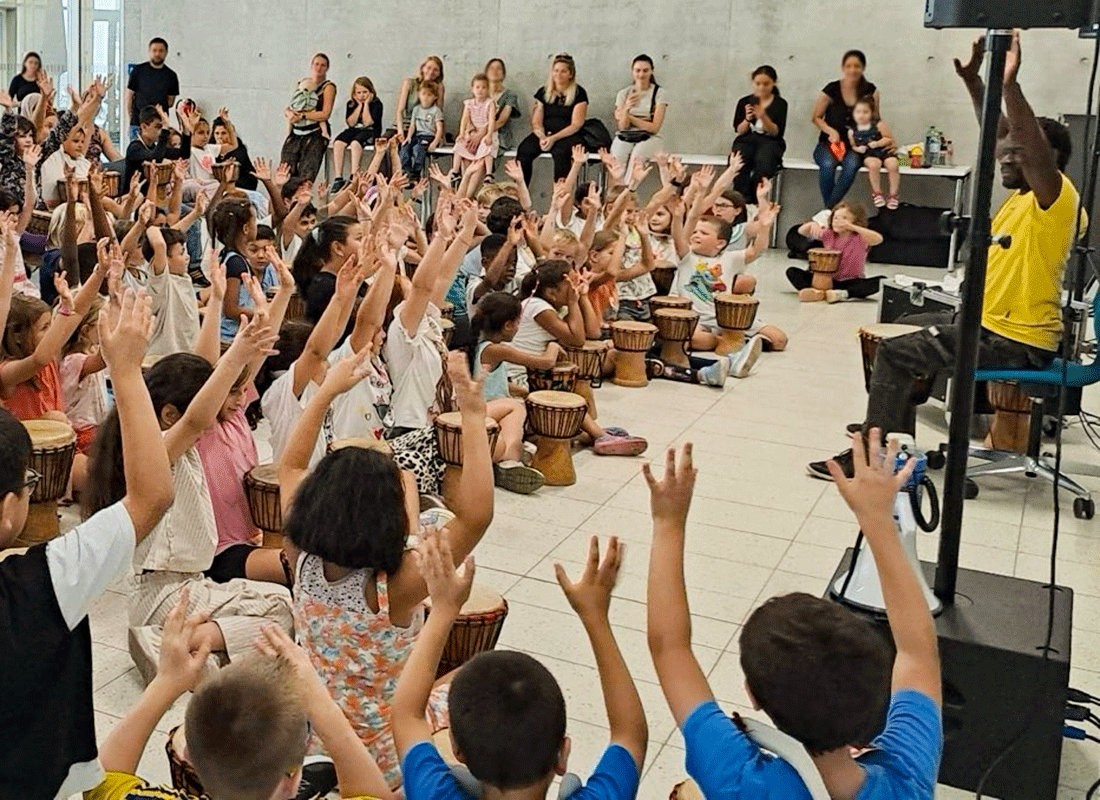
top-left (928, 129), bottom-right (941, 168)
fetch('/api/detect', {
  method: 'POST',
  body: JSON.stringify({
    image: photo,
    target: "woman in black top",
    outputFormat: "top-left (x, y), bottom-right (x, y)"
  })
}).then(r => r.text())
top-left (212, 116), bottom-right (259, 192)
top-left (516, 54), bottom-right (589, 186)
top-left (811, 50), bottom-right (880, 208)
top-left (8, 52), bottom-right (43, 103)
top-left (731, 65), bottom-right (788, 199)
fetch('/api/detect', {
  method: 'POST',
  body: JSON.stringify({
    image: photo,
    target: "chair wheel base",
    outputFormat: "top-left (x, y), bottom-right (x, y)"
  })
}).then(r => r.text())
top-left (1074, 497), bottom-right (1095, 520)
top-left (964, 478), bottom-right (979, 500)
top-left (925, 449), bottom-right (946, 471)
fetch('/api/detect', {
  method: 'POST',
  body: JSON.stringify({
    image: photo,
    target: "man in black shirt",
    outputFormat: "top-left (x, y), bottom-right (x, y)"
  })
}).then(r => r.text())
top-left (125, 37), bottom-right (179, 140)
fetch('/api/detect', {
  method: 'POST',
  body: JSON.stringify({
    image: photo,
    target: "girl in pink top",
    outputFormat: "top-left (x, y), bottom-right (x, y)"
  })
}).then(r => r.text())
top-left (786, 201), bottom-right (885, 303)
top-left (196, 248), bottom-right (296, 586)
top-left (450, 73), bottom-right (498, 198)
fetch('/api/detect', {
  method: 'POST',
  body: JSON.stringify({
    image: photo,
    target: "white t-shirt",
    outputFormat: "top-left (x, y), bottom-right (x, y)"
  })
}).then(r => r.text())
top-left (190, 144), bottom-right (223, 184)
top-left (147, 267), bottom-right (200, 357)
top-left (384, 302), bottom-right (446, 430)
top-left (39, 150), bottom-right (91, 207)
top-left (134, 443), bottom-right (218, 574)
top-left (617, 227), bottom-right (656, 301)
top-left (262, 343), bottom-right (394, 468)
top-left (648, 233), bottom-right (676, 265)
top-left (59, 352), bottom-right (109, 430)
top-left (41, 501), bottom-right (134, 799)
top-left (10, 245), bottom-right (39, 299)
top-left (675, 248), bottom-right (747, 329)
top-left (615, 85), bottom-right (668, 126)
top-left (507, 296), bottom-right (557, 379)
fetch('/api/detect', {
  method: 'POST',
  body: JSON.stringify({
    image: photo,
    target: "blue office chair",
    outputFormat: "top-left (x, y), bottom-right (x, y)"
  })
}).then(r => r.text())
top-left (966, 290), bottom-right (1100, 520)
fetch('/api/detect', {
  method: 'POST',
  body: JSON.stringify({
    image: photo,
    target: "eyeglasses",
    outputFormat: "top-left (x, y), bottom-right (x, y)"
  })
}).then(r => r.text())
top-left (21, 468), bottom-right (41, 493)
top-left (713, 201), bottom-right (736, 210)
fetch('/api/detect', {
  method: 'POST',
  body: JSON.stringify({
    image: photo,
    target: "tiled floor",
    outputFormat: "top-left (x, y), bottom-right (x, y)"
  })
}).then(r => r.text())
top-left (81, 251), bottom-right (1099, 799)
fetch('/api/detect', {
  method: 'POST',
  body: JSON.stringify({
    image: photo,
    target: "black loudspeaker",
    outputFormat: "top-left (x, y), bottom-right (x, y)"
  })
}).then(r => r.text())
top-left (924, 0), bottom-right (1096, 29)
top-left (829, 552), bottom-right (1073, 800)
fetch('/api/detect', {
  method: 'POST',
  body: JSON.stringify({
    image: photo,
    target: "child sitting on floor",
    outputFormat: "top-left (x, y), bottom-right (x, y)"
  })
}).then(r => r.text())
top-left (144, 223), bottom-right (200, 356)
top-left (646, 439), bottom-right (942, 800)
top-left (60, 294), bottom-right (109, 457)
top-left (278, 351), bottom-right (494, 791)
top-left (786, 201), bottom-right (884, 304)
top-left (85, 596), bottom-right (394, 800)
top-left (392, 529), bottom-right (648, 800)
top-left (0, 290), bottom-right (174, 799)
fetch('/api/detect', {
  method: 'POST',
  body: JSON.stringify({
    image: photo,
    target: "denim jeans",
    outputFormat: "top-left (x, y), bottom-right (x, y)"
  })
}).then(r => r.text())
top-left (180, 203), bottom-right (202, 267)
top-left (813, 140), bottom-right (863, 208)
top-left (399, 133), bottom-right (435, 178)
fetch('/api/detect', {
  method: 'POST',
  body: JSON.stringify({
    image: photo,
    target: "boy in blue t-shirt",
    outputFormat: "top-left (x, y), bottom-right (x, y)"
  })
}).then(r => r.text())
top-left (393, 529), bottom-right (647, 800)
top-left (646, 438), bottom-right (943, 800)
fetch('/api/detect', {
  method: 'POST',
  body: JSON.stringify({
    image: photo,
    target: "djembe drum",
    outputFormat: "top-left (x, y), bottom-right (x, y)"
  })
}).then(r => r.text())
top-left (526, 362), bottom-right (578, 393)
top-left (101, 170), bottom-right (121, 198)
top-left (27, 210), bottom-right (52, 236)
top-left (427, 584), bottom-right (510, 677)
top-left (987, 381), bottom-right (1032, 453)
top-left (440, 318), bottom-right (455, 348)
top-left (652, 265), bottom-right (677, 296)
top-left (57, 179), bottom-right (89, 203)
top-left (808, 248), bottom-right (842, 291)
top-left (211, 161), bottom-right (236, 185)
top-left (653, 308), bottom-right (698, 368)
top-left (713, 293), bottom-right (759, 356)
top-left (858, 323), bottom-right (934, 436)
top-left (610, 321), bottom-right (658, 388)
top-left (267, 286), bottom-right (307, 322)
top-left (17, 420), bottom-right (77, 547)
top-left (243, 464), bottom-right (285, 548)
top-left (564, 341), bottom-right (606, 419)
top-left (526, 390), bottom-right (587, 486)
top-left (648, 295), bottom-right (692, 315)
top-left (147, 161), bottom-right (175, 204)
top-left (440, 302), bottom-right (455, 323)
top-left (434, 412), bottom-right (500, 506)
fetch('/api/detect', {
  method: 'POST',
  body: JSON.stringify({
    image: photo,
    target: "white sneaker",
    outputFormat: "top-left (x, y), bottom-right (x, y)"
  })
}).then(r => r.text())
top-left (728, 335), bottom-right (764, 379)
top-left (697, 358), bottom-right (730, 387)
top-left (825, 289), bottom-right (849, 304)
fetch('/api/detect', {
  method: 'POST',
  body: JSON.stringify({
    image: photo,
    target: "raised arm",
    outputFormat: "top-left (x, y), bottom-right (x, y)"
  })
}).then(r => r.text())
top-left (0, 217), bottom-right (19, 341)
top-left (828, 432), bottom-right (941, 704)
top-left (557, 537), bottom-right (647, 770)
top-left (194, 255), bottom-right (225, 364)
top-left (290, 255), bottom-right (365, 397)
top-left (954, 36), bottom-right (1009, 137)
top-left (162, 313), bottom-right (276, 463)
top-left (1002, 32), bottom-right (1062, 209)
top-left (100, 288), bottom-right (175, 538)
top-left (348, 241), bottom-right (398, 353)
top-left (645, 444), bottom-right (715, 727)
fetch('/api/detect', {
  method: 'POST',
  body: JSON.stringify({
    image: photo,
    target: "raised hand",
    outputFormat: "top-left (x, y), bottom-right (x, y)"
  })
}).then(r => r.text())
top-left (571, 143), bottom-right (586, 165)
top-left (269, 247), bottom-right (294, 289)
top-left (642, 444), bottom-right (697, 527)
top-left (53, 271), bottom-right (75, 314)
top-left (555, 536), bottom-right (622, 622)
top-left (728, 151), bottom-right (744, 177)
top-left (154, 586), bottom-right (212, 695)
top-left (253, 157), bottom-right (271, 182)
top-left (99, 288), bottom-right (154, 377)
top-left (228, 309), bottom-right (278, 362)
top-left (1003, 29), bottom-right (1021, 86)
top-left (321, 344), bottom-right (373, 395)
top-left (448, 350), bottom-right (486, 417)
top-left (503, 159), bottom-right (524, 184)
top-left (207, 254), bottom-right (226, 302)
top-left (828, 429), bottom-right (915, 522)
top-left (21, 143), bottom-right (41, 168)
top-left (954, 35), bottom-right (986, 83)
top-left (274, 162), bottom-right (291, 187)
top-left (420, 527), bottom-right (474, 618)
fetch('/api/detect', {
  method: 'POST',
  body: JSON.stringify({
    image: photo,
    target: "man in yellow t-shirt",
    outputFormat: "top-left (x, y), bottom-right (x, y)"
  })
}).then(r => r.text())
top-left (810, 32), bottom-right (1080, 480)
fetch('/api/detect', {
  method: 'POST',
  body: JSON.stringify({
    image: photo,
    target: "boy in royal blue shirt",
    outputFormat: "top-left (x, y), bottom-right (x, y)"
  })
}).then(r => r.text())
top-left (646, 438), bottom-right (942, 800)
top-left (392, 529), bottom-right (647, 800)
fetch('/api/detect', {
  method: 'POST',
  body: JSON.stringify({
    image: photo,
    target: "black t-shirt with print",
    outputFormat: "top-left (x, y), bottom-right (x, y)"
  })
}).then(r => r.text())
top-left (535, 85), bottom-right (589, 135)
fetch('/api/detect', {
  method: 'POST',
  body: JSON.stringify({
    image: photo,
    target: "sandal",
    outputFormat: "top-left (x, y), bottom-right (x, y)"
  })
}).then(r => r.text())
top-left (887, 194), bottom-right (899, 210)
top-left (872, 191), bottom-right (886, 208)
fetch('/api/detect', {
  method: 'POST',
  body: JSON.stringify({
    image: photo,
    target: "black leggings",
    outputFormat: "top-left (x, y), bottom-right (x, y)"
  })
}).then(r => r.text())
top-left (731, 133), bottom-right (785, 198)
top-left (516, 132), bottom-right (586, 185)
top-left (785, 266), bottom-right (883, 300)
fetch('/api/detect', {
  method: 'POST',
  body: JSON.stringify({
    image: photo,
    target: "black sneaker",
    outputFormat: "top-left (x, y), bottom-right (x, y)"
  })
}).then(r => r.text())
top-left (295, 759), bottom-right (338, 800)
top-left (807, 448), bottom-right (854, 481)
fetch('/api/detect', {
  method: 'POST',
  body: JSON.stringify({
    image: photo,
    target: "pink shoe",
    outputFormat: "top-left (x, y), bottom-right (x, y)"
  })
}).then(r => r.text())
top-left (798, 288), bottom-right (826, 302)
top-left (872, 191), bottom-right (886, 208)
top-left (887, 194), bottom-right (899, 210)
top-left (593, 433), bottom-right (648, 457)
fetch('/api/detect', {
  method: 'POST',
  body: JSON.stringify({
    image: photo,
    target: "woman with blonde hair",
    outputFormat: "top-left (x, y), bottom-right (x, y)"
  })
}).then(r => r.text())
top-left (395, 56), bottom-right (446, 142)
top-left (516, 53), bottom-right (589, 185)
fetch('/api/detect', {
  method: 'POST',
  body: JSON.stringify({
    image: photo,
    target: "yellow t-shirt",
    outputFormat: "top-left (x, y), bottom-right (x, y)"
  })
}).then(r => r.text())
top-left (982, 174), bottom-right (1082, 352)
top-left (84, 771), bottom-right (382, 800)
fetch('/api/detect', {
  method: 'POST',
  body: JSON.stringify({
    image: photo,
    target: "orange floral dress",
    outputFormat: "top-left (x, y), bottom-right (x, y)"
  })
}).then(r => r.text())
top-left (293, 552), bottom-right (450, 788)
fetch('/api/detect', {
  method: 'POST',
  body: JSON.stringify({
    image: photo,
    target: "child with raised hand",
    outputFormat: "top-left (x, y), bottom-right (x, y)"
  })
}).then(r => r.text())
top-left (278, 351), bottom-right (495, 791)
top-left (645, 438), bottom-right (942, 800)
top-left (86, 589), bottom-right (396, 800)
top-left (392, 529), bottom-right (647, 800)
top-left (0, 288), bottom-right (174, 800)
top-left (144, 222), bottom-right (200, 356)
top-left (84, 309), bottom-right (294, 684)
top-left (786, 201), bottom-right (884, 304)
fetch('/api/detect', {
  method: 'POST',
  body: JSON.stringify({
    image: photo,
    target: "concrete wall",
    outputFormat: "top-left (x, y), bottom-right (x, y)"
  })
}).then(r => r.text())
top-left (123, 1), bottom-right (1097, 235)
